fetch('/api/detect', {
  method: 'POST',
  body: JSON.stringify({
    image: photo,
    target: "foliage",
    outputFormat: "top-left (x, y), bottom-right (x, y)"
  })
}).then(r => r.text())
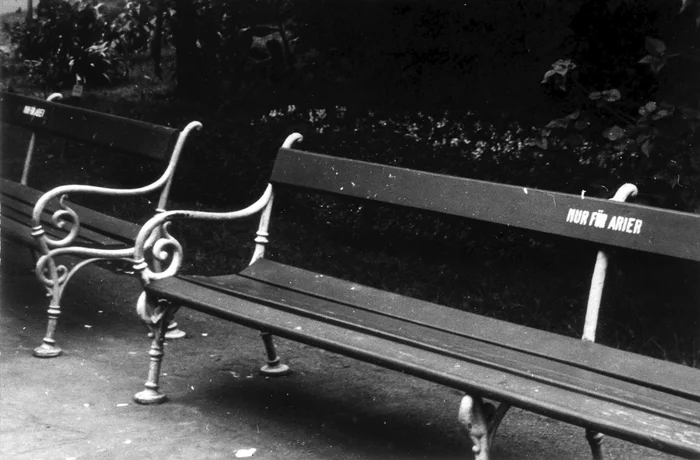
top-left (3, 0), bottom-right (126, 90)
top-left (538, 43), bottom-right (700, 211)
top-left (535, 0), bottom-right (700, 212)
top-left (108, 0), bottom-right (156, 56)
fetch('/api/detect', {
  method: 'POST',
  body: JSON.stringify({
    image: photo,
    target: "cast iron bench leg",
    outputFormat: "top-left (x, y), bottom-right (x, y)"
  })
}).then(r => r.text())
top-left (458, 395), bottom-right (510, 460)
top-left (33, 256), bottom-right (64, 358)
top-left (33, 299), bottom-right (62, 358)
top-left (134, 293), bottom-right (173, 405)
top-left (259, 331), bottom-right (291, 376)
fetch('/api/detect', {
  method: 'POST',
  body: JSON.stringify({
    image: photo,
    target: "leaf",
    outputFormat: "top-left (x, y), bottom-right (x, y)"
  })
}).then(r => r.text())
top-left (603, 125), bottom-right (626, 141)
top-left (645, 37), bottom-right (666, 56)
top-left (542, 60), bottom-right (576, 83)
top-left (639, 101), bottom-right (657, 116)
top-left (641, 139), bottom-right (652, 157)
top-left (567, 110), bottom-right (581, 120)
top-left (602, 89), bottom-right (621, 102)
top-left (541, 69), bottom-right (557, 83)
top-left (589, 91), bottom-right (602, 100)
top-left (638, 55), bottom-right (654, 64)
top-left (651, 109), bottom-right (673, 120)
top-left (526, 137), bottom-right (548, 150)
top-left (546, 117), bottom-right (569, 129)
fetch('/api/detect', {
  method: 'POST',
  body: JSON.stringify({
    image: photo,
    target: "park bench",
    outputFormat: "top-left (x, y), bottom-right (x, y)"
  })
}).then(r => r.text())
top-left (0, 91), bottom-right (201, 357)
top-left (130, 133), bottom-right (700, 459)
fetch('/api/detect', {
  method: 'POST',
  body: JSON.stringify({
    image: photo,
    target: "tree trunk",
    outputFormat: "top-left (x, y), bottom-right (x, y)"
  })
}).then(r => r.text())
top-left (173, 0), bottom-right (200, 95)
top-left (150, 0), bottom-right (165, 80)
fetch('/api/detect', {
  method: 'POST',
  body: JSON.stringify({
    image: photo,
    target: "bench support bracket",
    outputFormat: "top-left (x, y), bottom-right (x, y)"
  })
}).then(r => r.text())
top-left (458, 395), bottom-right (511, 460)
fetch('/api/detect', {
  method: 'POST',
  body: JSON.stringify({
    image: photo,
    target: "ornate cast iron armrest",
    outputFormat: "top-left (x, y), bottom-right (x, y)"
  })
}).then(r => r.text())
top-left (132, 183), bottom-right (275, 286)
top-left (30, 121), bottom-right (202, 252)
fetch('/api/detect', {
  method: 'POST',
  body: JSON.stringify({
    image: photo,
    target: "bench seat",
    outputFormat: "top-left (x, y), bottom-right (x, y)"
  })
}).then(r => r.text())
top-left (1, 177), bottom-right (140, 248)
top-left (145, 258), bottom-right (700, 457)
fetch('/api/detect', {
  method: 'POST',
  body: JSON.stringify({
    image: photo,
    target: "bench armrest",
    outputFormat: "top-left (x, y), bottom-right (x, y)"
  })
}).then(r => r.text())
top-left (132, 184), bottom-right (275, 284)
top-left (31, 121), bottom-right (202, 250)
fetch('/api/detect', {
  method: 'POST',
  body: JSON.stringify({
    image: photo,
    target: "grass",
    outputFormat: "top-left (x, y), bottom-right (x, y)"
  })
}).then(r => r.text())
top-left (0, 11), bottom-right (697, 368)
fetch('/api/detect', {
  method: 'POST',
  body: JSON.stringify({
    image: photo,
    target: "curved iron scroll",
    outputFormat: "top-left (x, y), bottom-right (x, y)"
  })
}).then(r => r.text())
top-left (31, 121), bottom-right (202, 250)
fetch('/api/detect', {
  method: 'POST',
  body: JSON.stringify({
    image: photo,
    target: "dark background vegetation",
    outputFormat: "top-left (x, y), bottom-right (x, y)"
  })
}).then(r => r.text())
top-left (1, 0), bottom-right (699, 366)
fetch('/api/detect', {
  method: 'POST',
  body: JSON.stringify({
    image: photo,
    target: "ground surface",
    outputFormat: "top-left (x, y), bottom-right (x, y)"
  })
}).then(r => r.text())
top-left (0, 240), bottom-right (675, 460)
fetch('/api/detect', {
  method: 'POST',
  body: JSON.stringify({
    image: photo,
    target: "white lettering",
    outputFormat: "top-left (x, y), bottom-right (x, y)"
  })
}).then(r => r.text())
top-left (633, 219), bottom-right (643, 234)
top-left (607, 216), bottom-right (620, 231)
top-left (580, 210), bottom-right (590, 226)
top-left (592, 210), bottom-right (608, 228)
top-left (22, 105), bottom-right (45, 118)
top-left (625, 218), bottom-right (635, 233)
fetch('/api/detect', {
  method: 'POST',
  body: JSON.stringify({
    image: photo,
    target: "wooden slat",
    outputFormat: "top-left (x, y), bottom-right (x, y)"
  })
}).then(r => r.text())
top-left (1, 178), bottom-right (140, 244)
top-left (0, 92), bottom-right (178, 161)
top-left (145, 275), bottom-right (700, 458)
top-left (240, 259), bottom-right (700, 402)
top-left (272, 148), bottom-right (700, 261)
top-left (187, 270), bottom-right (700, 425)
top-left (1, 205), bottom-right (99, 247)
top-left (1, 213), bottom-right (37, 246)
top-left (1, 195), bottom-right (124, 248)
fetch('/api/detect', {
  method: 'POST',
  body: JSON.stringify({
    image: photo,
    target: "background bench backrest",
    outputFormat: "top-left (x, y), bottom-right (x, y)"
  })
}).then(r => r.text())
top-left (1, 91), bottom-right (178, 161)
top-left (271, 148), bottom-right (700, 262)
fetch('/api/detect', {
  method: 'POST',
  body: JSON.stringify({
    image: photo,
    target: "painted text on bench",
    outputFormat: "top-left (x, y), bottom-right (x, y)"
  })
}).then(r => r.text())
top-left (566, 208), bottom-right (643, 234)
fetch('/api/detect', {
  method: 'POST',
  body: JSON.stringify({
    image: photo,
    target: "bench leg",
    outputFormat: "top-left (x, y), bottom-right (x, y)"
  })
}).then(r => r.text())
top-left (33, 257), bottom-right (64, 358)
top-left (33, 299), bottom-right (63, 358)
top-left (458, 395), bottom-right (510, 460)
top-left (259, 331), bottom-right (291, 376)
top-left (134, 293), bottom-right (172, 405)
top-left (586, 429), bottom-right (604, 460)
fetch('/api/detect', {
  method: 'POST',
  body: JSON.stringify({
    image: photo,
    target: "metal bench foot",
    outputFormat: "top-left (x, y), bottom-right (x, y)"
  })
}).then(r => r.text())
top-left (33, 304), bottom-right (62, 358)
top-left (33, 341), bottom-right (62, 358)
top-left (259, 331), bottom-right (291, 376)
top-left (458, 395), bottom-right (511, 460)
top-left (135, 387), bottom-right (168, 405)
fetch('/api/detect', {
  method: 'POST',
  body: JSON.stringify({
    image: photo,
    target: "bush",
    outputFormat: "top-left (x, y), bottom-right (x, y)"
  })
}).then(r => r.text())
top-left (3, 0), bottom-right (125, 91)
top-left (537, 43), bottom-right (700, 212)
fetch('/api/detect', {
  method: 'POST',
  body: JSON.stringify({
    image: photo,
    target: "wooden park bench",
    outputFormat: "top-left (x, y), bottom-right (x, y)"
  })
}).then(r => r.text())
top-left (0, 91), bottom-right (201, 357)
top-left (130, 133), bottom-right (700, 459)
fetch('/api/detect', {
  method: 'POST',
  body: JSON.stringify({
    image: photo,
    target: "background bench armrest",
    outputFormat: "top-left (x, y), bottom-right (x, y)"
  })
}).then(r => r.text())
top-left (132, 184), bottom-right (274, 283)
top-left (31, 121), bottom-right (202, 251)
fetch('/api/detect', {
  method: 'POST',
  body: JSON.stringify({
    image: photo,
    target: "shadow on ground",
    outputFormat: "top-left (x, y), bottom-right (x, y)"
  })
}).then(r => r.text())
top-left (0, 241), bottom-right (672, 460)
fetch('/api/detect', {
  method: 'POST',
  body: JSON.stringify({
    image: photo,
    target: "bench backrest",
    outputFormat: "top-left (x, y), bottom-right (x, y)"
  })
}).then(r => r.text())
top-left (0, 91), bottom-right (178, 161)
top-left (271, 148), bottom-right (700, 262)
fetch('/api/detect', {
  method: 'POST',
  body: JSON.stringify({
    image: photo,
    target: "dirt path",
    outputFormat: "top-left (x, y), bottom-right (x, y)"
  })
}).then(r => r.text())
top-left (1, 241), bottom-right (672, 460)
